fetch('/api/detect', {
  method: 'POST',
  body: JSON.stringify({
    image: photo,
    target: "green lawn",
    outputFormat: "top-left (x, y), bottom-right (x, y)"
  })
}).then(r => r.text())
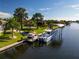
top-left (33, 27), bottom-right (45, 34)
top-left (0, 32), bottom-right (25, 48)
top-left (53, 25), bottom-right (59, 30)
top-left (32, 26), bottom-right (59, 34)
top-left (0, 25), bottom-right (59, 48)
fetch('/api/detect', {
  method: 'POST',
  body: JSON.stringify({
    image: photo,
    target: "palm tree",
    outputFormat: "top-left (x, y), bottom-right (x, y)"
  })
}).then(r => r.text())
top-left (32, 13), bottom-right (44, 28)
top-left (14, 7), bottom-right (28, 30)
top-left (6, 18), bottom-right (20, 38)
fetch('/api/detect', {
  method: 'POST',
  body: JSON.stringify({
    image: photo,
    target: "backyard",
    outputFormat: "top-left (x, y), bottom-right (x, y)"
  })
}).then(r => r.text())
top-left (0, 25), bottom-right (59, 48)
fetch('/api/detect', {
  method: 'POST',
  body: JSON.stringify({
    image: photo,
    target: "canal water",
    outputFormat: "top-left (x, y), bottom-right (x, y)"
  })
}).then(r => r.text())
top-left (0, 23), bottom-right (79, 59)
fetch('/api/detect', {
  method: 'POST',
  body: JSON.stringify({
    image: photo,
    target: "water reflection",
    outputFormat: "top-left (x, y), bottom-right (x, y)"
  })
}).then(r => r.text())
top-left (31, 39), bottom-right (63, 48)
top-left (48, 39), bottom-right (63, 48)
top-left (0, 43), bottom-right (30, 59)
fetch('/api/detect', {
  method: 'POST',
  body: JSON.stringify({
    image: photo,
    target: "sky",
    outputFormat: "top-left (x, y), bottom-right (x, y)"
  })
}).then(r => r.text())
top-left (1, 0), bottom-right (79, 20)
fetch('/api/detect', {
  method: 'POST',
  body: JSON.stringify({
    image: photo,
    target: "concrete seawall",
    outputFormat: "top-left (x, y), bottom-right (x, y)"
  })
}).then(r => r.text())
top-left (0, 40), bottom-right (24, 53)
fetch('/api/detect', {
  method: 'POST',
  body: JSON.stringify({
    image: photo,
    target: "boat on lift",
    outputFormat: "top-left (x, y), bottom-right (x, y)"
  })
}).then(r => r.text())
top-left (38, 29), bottom-right (58, 43)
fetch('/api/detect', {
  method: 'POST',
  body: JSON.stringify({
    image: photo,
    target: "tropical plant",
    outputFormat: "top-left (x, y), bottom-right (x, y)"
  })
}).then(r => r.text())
top-left (5, 18), bottom-right (20, 38)
top-left (46, 20), bottom-right (53, 29)
top-left (0, 20), bottom-right (2, 25)
top-left (14, 7), bottom-right (28, 29)
top-left (32, 13), bottom-right (44, 28)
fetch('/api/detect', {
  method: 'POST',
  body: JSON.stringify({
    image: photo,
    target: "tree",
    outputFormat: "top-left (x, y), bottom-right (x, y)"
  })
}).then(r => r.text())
top-left (25, 20), bottom-right (35, 27)
top-left (46, 20), bottom-right (53, 29)
top-left (60, 20), bottom-right (65, 24)
top-left (0, 20), bottom-right (2, 25)
top-left (32, 13), bottom-right (44, 28)
top-left (14, 7), bottom-right (28, 29)
top-left (3, 19), bottom-right (9, 35)
top-left (5, 18), bottom-right (20, 38)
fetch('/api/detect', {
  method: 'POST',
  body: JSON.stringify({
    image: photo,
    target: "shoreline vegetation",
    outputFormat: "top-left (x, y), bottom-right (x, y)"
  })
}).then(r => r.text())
top-left (0, 7), bottom-right (68, 52)
top-left (0, 25), bottom-right (59, 48)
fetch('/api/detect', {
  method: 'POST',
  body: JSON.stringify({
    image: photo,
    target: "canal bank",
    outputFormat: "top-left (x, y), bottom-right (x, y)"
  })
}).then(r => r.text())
top-left (0, 28), bottom-right (63, 53)
top-left (0, 40), bottom-right (25, 53)
top-left (3, 23), bottom-right (79, 59)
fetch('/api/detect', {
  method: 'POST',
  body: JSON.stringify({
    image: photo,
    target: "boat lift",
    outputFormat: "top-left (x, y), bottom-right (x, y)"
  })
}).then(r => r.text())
top-left (38, 28), bottom-right (63, 43)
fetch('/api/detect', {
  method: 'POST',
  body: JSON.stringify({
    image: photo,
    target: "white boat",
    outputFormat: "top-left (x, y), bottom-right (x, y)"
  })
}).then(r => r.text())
top-left (27, 33), bottom-right (38, 42)
top-left (56, 24), bottom-right (65, 27)
top-left (38, 29), bottom-right (58, 43)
